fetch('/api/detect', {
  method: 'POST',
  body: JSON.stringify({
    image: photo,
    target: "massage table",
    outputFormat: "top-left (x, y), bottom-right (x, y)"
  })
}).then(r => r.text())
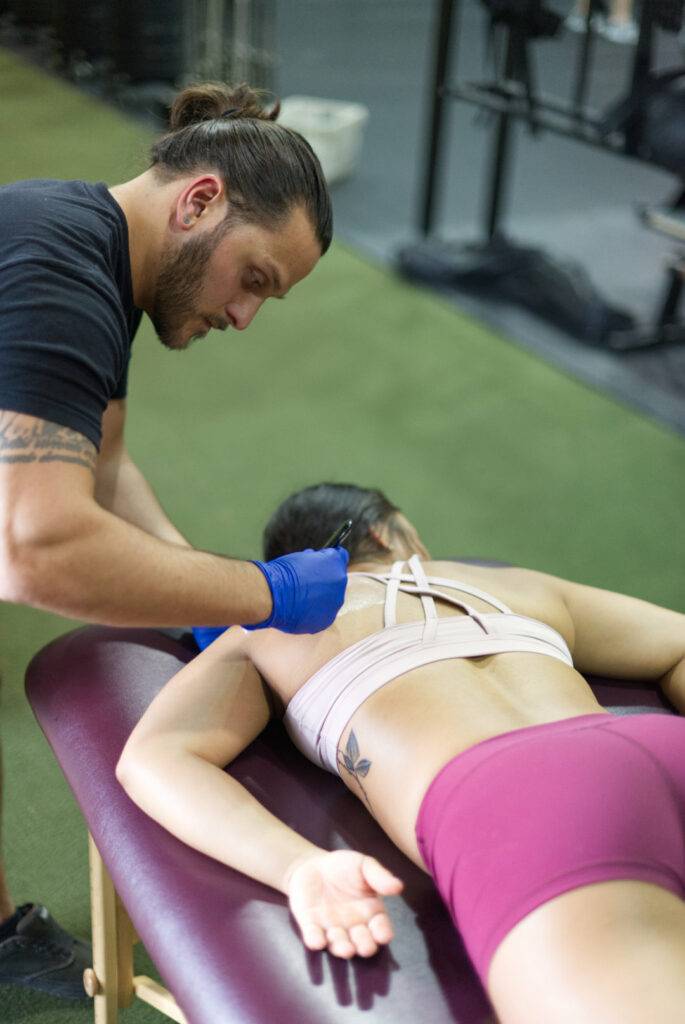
top-left (25, 563), bottom-right (673, 1024)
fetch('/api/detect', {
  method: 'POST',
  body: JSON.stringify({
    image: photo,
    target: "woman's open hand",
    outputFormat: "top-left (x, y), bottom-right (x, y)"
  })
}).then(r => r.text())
top-left (286, 850), bottom-right (404, 958)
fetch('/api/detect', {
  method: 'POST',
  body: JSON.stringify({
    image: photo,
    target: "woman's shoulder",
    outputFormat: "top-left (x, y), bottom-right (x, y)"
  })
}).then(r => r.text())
top-left (424, 560), bottom-right (572, 632)
top-left (424, 559), bottom-right (547, 588)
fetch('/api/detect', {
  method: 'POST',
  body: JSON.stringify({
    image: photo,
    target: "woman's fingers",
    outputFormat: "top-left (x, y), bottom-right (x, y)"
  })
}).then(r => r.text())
top-left (368, 912), bottom-right (394, 945)
top-left (361, 856), bottom-right (404, 896)
top-left (348, 923), bottom-right (378, 957)
top-left (326, 926), bottom-right (356, 959)
top-left (301, 915), bottom-right (393, 959)
top-left (290, 850), bottom-right (402, 959)
top-left (300, 922), bottom-right (327, 950)
top-left (325, 918), bottom-right (392, 959)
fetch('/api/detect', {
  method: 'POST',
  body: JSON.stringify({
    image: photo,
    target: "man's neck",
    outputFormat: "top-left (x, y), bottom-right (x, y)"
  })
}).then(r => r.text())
top-left (109, 171), bottom-right (165, 312)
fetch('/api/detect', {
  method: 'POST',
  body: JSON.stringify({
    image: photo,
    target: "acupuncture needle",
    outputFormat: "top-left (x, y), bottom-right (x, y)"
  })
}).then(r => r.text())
top-left (321, 519), bottom-right (353, 549)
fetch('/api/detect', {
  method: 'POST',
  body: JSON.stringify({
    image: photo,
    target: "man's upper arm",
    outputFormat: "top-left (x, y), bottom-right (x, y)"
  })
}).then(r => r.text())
top-left (0, 410), bottom-right (100, 602)
top-left (557, 576), bottom-right (685, 682)
top-left (99, 398), bottom-right (127, 460)
top-left (0, 410), bottom-right (96, 546)
top-left (122, 629), bottom-right (272, 768)
top-left (0, 409), bottom-right (97, 474)
top-left (94, 399), bottom-right (127, 509)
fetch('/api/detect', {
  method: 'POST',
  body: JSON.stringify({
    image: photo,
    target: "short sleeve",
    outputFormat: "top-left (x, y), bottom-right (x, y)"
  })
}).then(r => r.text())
top-left (0, 254), bottom-right (131, 449)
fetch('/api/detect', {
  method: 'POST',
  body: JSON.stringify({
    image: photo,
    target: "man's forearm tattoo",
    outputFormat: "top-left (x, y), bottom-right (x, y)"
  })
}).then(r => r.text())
top-left (338, 730), bottom-right (374, 812)
top-left (0, 413), bottom-right (96, 472)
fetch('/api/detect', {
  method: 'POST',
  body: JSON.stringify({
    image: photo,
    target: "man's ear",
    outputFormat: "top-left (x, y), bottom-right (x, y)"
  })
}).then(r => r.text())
top-left (173, 175), bottom-right (225, 231)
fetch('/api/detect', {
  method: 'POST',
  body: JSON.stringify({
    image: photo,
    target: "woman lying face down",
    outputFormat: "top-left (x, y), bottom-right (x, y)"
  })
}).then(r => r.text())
top-left (116, 483), bottom-right (685, 1024)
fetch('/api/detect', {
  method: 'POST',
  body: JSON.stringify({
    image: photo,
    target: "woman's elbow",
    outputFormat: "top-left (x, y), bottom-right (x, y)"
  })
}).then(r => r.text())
top-left (115, 739), bottom-right (158, 798)
top-left (115, 737), bottom-right (183, 802)
top-left (115, 744), bottom-right (141, 793)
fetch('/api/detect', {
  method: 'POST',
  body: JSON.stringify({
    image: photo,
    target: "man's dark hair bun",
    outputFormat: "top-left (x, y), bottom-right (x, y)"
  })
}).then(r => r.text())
top-left (169, 82), bottom-right (278, 131)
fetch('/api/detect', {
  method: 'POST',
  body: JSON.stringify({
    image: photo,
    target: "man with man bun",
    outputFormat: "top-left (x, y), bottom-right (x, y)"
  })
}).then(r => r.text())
top-left (0, 82), bottom-right (348, 998)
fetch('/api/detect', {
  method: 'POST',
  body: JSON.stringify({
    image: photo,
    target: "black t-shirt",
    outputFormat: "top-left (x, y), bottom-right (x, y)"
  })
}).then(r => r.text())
top-left (0, 179), bottom-right (142, 449)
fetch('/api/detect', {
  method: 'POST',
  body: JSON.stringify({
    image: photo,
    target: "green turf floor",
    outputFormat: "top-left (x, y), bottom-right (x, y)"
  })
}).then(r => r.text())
top-left (0, 47), bottom-right (684, 1023)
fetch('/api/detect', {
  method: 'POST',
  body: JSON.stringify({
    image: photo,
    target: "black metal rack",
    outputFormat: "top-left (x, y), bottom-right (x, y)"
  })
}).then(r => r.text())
top-left (400, 0), bottom-right (685, 350)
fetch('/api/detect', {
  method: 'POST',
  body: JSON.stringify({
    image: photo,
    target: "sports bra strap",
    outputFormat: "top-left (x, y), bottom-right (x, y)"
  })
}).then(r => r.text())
top-left (383, 560), bottom-right (404, 627)
top-left (351, 560), bottom-right (513, 629)
top-left (420, 573), bottom-right (513, 614)
top-left (408, 555), bottom-right (439, 640)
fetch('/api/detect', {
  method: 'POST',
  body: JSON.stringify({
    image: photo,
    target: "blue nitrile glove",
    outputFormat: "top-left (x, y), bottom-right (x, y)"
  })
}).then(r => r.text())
top-left (192, 625), bottom-right (227, 651)
top-left (246, 547), bottom-right (349, 634)
top-left (192, 548), bottom-right (349, 648)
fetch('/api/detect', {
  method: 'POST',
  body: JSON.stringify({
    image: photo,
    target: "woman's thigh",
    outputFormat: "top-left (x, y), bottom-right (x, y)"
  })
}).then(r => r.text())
top-left (487, 878), bottom-right (685, 1024)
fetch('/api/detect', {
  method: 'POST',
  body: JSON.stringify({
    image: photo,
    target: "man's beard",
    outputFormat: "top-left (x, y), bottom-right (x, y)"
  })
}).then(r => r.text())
top-left (150, 220), bottom-right (229, 350)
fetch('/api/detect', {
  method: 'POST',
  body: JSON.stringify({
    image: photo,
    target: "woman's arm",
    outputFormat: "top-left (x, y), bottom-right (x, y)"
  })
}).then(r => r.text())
top-left (553, 577), bottom-right (685, 709)
top-left (116, 627), bottom-right (323, 891)
top-left (116, 629), bottom-right (403, 957)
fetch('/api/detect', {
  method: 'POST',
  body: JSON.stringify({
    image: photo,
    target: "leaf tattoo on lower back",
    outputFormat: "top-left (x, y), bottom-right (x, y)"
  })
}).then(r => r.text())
top-left (338, 730), bottom-right (373, 811)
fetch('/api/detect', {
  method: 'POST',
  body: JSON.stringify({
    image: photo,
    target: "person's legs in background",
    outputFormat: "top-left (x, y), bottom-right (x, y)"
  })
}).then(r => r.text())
top-left (602, 0), bottom-right (639, 42)
top-left (566, 0), bottom-right (638, 42)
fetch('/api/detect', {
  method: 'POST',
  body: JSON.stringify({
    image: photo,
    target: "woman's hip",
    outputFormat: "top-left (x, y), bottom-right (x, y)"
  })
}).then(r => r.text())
top-left (415, 712), bottom-right (685, 985)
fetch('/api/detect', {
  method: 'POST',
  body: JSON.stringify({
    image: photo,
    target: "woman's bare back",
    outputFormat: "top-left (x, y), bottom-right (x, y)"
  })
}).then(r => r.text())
top-left (245, 561), bottom-right (607, 865)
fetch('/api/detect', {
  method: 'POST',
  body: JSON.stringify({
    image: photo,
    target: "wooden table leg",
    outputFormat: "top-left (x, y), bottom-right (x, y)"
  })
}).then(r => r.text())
top-left (87, 833), bottom-right (122, 1024)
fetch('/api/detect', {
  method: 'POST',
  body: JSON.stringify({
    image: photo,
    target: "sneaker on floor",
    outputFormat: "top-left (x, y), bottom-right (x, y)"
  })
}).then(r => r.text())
top-left (565, 11), bottom-right (597, 32)
top-left (597, 15), bottom-right (638, 42)
top-left (0, 903), bottom-right (91, 1000)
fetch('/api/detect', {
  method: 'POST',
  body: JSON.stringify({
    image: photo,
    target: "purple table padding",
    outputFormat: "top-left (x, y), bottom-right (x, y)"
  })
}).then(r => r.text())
top-left (25, 614), bottom-right (672, 1024)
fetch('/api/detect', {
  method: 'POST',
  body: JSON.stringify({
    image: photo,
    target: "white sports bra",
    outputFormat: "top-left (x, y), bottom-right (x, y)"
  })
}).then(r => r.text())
top-left (284, 556), bottom-right (573, 775)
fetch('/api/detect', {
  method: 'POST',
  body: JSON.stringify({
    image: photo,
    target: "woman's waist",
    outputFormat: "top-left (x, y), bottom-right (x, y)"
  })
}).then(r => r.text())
top-left (341, 658), bottom-right (604, 776)
top-left (336, 669), bottom-right (607, 863)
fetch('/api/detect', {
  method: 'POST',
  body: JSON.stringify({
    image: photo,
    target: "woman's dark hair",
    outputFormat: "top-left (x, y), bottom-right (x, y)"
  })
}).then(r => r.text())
top-left (263, 483), bottom-right (401, 561)
top-left (150, 82), bottom-right (332, 253)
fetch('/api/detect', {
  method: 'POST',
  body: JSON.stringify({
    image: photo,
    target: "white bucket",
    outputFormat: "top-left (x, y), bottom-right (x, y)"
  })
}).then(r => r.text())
top-left (278, 95), bottom-right (370, 185)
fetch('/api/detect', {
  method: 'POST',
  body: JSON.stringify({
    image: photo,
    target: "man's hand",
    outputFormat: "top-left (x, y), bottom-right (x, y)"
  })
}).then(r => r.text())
top-left (249, 547), bottom-right (349, 633)
top-left (285, 850), bottom-right (403, 958)
top-left (193, 547), bottom-right (349, 647)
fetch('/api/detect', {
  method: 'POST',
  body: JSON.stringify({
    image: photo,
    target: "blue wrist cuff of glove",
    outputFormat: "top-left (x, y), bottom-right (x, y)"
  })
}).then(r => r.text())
top-left (246, 558), bottom-right (291, 631)
top-left (192, 625), bottom-right (228, 651)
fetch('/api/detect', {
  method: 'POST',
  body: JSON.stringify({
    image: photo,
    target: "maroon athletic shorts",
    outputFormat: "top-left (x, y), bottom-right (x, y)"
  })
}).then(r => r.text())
top-left (416, 712), bottom-right (685, 987)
